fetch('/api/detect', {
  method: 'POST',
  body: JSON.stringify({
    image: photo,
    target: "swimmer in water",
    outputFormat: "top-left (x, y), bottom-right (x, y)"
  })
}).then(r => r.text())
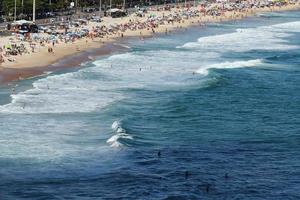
top-left (225, 173), bottom-right (229, 180)
top-left (185, 171), bottom-right (189, 179)
top-left (206, 184), bottom-right (210, 193)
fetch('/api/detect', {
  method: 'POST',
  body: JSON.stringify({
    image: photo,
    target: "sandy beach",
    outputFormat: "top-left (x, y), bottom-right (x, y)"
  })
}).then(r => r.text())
top-left (1, 1), bottom-right (300, 83)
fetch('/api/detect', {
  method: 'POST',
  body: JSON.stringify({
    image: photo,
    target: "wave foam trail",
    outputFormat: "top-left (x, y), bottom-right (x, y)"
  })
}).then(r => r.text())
top-left (196, 59), bottom-right (263, 75)
top-left (0, 70), bottom-right (123, 114)
top-left (258, 12), bottom-right (300, 19)
top-left (107, 121), bottom-right (133, 148)
top-left (179, 21), bottom-right (300, 52)
top-left (271, 21), bottom-right (300, 32)
top-left (0, 51), bottom-right (204, 114)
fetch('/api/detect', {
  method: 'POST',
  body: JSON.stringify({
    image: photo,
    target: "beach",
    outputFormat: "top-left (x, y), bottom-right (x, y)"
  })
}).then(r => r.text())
top-left (1, 1), bottom-right (300, 83)
top-left (1, 3), bottom-right (300, 199)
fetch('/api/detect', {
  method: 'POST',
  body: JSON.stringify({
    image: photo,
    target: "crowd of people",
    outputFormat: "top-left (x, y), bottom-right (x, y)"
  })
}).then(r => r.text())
top-left (0, 0), bottom-right (299, 66)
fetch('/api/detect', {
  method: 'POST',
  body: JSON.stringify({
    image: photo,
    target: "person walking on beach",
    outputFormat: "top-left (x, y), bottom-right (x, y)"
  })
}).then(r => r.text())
top-left (48, 46), bottom-right (53, 53)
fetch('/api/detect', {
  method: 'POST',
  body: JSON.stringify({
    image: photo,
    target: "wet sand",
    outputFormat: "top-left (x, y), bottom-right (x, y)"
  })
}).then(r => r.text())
top-left (0, 42), bottom-right (126, 84)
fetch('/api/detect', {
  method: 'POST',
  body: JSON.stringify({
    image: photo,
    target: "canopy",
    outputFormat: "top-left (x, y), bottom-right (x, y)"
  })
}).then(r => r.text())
top-left (12, 20), bottom-right (33, 25)
top-left (108, 8), bottom-right (124, 13)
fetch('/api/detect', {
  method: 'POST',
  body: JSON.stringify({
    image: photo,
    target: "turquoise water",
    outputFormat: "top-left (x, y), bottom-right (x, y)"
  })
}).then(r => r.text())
top-left (1, 11), bottom-right (300, 199)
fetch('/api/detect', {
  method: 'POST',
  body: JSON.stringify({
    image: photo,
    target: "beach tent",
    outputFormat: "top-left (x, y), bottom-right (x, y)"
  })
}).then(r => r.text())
top-left (107, 9), bottom-right (127, 18)
top-left (12, 20), bottom-right (33, 26)
top-left (11, 20), bottom-right (38, 33)
top-left (18, 30), bottom-right (28, 34)
top-left (107, 8), bottom-right (122, 13)
top-left (271, 0), bottom-right (286, 2)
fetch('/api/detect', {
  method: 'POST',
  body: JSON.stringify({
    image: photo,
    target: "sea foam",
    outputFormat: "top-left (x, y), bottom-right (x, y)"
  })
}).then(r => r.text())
top-left (107, 121), bottom-right (133, 148)
top-left (179, 21), bottom-right (300, 52)
top-left (196, 59), bottom-right (263, 75)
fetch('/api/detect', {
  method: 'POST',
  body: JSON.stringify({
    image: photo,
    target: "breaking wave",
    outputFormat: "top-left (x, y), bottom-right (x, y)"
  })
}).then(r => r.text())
top-left (107, 121), bottom-right (133, 148)
top-left (196, 59), bottom-right (264, 75)
top-left (179, 21), bottom-right (300, 52)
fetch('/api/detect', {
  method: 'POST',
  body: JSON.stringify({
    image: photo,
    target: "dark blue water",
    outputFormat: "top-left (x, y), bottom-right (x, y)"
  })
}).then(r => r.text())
top-left (0, 11), bottom-right (300, 199)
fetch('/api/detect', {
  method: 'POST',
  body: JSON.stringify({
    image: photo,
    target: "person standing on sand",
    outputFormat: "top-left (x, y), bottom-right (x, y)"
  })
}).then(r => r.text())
top-left (0, 54), bottom-right (4, 64)
top-left (0, 47), bottom-right (4, 64)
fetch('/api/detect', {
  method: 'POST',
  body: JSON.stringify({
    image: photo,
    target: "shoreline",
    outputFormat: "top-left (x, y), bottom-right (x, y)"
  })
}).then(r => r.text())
top-left (0, 42), bottom-right (125, 84)
top-left (1, 3), bottom-right (300, 84)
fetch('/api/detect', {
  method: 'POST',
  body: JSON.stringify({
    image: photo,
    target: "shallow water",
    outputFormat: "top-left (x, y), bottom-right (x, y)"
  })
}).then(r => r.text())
top-left (0, 11), bottom-right (300, 199)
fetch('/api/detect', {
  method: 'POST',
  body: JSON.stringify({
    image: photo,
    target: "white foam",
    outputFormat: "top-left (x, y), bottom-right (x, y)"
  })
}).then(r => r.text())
top-left (0, 69), bottom-right (123, 114)
top-left (196, 59), bottom-right (263, 75)
top-left (179, 21), bottom-right (300, 52)
top-left (107, 121), bottom-right (133, 148)
top-left (93, 50), bottom-right (221, 89)
top-left (111, 121), bottom-right (121, 131)
top-left (258, 12), bottom-right (300, 19)
top-left (271, 21), bottom-right (300, 33)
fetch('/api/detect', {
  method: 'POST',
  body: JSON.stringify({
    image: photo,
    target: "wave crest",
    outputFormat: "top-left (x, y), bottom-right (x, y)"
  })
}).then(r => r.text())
top-left (179, 21), bottom-right (300, 52)
top-left (196, 59), bottom-right (263, 75)
top-left (107, 121), bottom-right (133, 148)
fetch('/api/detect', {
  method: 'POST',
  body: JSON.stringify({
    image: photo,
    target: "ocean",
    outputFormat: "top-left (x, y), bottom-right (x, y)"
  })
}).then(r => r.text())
top-left (0, 10), bottom-right (300, 199)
